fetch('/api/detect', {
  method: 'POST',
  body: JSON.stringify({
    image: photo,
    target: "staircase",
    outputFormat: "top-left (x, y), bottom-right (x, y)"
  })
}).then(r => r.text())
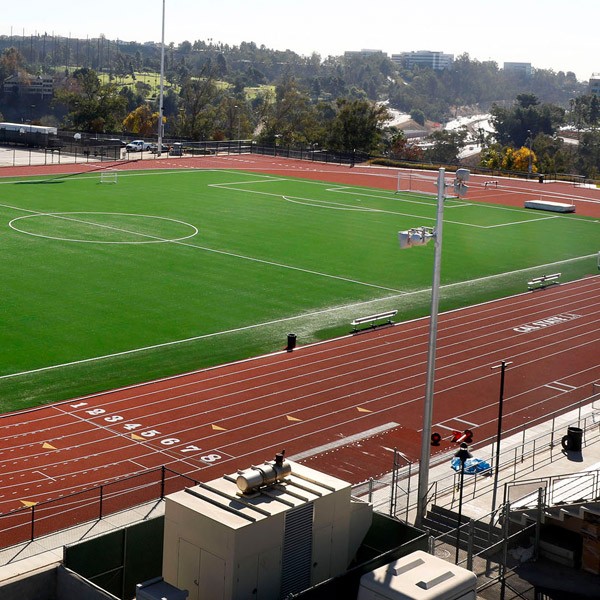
top-left (423, 504), bottom-right (504, 555)
top-left (509, 500), bottom-right (600, 526)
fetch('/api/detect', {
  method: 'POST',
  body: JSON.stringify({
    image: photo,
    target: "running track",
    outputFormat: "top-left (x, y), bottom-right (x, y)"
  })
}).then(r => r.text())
top-left (2, 153), bottom-right (600, 218)
top-left (1, 276), bottom-right (598, 517)
top-left (0, 156), bottom-right (598, 540)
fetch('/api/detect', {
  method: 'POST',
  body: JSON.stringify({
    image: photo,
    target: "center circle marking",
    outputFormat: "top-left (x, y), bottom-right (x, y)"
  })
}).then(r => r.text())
top-left (8, 212), bottom-right (199, 244)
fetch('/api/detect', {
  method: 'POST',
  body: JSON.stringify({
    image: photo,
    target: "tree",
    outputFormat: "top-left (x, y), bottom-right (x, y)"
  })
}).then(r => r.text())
top-left (122, 104), bottom-right (164, 136)
top-left (479, 145), bottom-right (503, 170)
top-left (491, 95), bottom-right (565, 147)
top-left (178, 41), bottom-right (192, 55)
top-left (119, 86), bottom-right (146, 113)
top-left (388, 129), bottom-right (424, 162)
top-left (212, 96), bottom-right (249, 140)
top-left (178, 64), bottom-right (223, 140)
top-left (54, 68), bottom-right (127, 133)
top-left (410, 109), bottom-right (426, 126)
top-left (576, 130), bottom-right (600, 178)
top-left (327, 98), bottom-right (390, 154)
top-left (257, 76), bottom-right (319, 146)
top-left (533, 133), bottom-right (574, 175)
top-left (590, 95), bottom-right (600, 128)
top-left (424, 129), bottom-right (468, 164)
top-left (516, 93), bottom-right (539, 109)
top-left (0, 47), bottom-right (26, 81)
top-left (507, 146), bottom-right (537, 172)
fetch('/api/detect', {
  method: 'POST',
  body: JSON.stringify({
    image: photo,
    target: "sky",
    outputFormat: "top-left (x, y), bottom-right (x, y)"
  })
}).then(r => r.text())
top-left (2, 0), bottom-right (598, 82)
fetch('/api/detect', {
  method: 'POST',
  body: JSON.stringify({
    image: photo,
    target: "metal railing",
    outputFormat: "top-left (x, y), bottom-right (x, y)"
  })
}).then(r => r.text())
top-left (0, 466), bottom-right (197, 551)
top-left (0, 138), bottom-right (255, 168)
top-left (429, 500), bottom-right (541, 596)
top-left (356, 390), bottom-right (600, 522)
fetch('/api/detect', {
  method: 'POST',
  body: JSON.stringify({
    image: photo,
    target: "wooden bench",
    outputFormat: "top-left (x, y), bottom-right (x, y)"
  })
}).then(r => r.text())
top-left (484, 180), bottom-right (498, 188)
top-left (351, 310), bottom-right (398, 332)
top-left (527, 273), bottom-right (561, 290)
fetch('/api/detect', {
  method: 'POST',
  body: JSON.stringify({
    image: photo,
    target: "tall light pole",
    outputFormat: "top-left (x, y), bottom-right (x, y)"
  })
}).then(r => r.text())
top-left (399, 168), bottom-right (470, 528)
top-left (490, 360), bottom-right (512, 520)
top-left (527, 129), bottom-right (533, 176)
top-left (157, 0), bottom-right (166, 156)
top-left (455, 442), bottom-right (472, 564)
top-left (234, 105), bottom-right (241, 141)
top-left (418, 168), bottom-right (444, 529)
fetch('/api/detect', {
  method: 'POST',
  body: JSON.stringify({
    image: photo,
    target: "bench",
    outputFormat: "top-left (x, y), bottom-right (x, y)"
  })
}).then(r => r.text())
top-left (351, 310), bottom-right (398, 332)
top-left (527, 273), bottom-right (561, 290)
top-left (484, 180), bottom-right (498, 188)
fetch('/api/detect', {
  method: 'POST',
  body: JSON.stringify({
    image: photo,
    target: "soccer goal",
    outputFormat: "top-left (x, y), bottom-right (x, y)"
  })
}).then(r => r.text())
top-left (395, 170), bottom-right (437, 196)
top-left (100, 170), bottom-right (118, 184)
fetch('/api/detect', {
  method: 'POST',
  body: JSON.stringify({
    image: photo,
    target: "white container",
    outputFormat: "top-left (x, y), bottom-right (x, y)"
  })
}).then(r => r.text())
top-left (358, 550), bottom-right (477, 600)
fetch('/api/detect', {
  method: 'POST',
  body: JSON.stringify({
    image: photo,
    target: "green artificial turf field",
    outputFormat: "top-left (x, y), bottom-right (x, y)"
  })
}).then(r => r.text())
top-left (1, 168), bottom-right (598, 411)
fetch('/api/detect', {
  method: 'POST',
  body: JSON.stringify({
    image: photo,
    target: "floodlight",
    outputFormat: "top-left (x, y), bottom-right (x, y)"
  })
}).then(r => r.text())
top-left (455, 168), bottom-right (470, 182)
top-left (410, 231), bottom-right (423, 245)
top-left (398, 231), bottom-right (411, 249)
top-left (453, 168), bottom-right (470, 197)
top-left (398, 227), bottom-right (434, 249)
top-left (453, 181), bottom-right (468, 196)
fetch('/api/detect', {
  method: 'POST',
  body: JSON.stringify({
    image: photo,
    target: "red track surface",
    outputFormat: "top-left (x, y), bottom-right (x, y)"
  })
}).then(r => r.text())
top-left (0, 155), bottom-right (599, 542)
top-left (1, 276), bottom-right (598, 517)
top-left (2, 153), bottom-right (600, 217)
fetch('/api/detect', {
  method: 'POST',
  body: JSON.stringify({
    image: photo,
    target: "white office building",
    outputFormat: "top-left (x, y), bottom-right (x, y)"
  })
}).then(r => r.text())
top-left (391, 50), bottom-right (454, 71)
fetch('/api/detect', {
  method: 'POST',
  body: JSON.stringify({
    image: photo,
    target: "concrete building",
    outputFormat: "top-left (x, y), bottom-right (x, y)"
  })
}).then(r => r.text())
top-left (344, 49), bottom-right (385, 58)
top-left (391, 51), bottom-right (454, 71)
top-left (589, 73), bottom-right (600, 95)
top-left (0, 454), bottom-right (427, 600)
top-left (503, 62), bottom-right (533, 77)
top-left (2, 73), bottom-right (54, 98)
top-left (162, 457), bottom-right (373, 599)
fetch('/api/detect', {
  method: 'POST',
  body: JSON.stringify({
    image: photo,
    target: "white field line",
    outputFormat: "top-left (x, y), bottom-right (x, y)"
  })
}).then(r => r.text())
top-left (484, 215), bottom-right (561, 228)
top-left (1, 201), bottom-right (404, 293)
top-left (1, 254), bottom-right (597, 383)
top-left (1, 172), bottom-right (597, 381)
top-left (8, 210), bottom-right (198, 244)
top-left (15, 280), bottom-right (593, 432)
top-left (213, 180), bottom-right (577, 229)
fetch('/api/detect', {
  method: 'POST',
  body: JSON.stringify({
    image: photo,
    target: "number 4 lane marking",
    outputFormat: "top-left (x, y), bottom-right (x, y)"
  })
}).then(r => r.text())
top-left (65, 405), bottom-right (209, 458)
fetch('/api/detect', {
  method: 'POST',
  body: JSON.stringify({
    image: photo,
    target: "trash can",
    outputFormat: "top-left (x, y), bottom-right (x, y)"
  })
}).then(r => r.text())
top-left (286, 333), bottom-right (297, 352)
top-left (561, 426), bottom-right (583, 452)
top-left (538, 174), bottom-right (544, 184)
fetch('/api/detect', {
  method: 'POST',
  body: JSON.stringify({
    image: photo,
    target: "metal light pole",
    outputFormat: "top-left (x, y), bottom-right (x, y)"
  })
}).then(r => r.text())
top-left (527, 130), bottom-right (533, 176)
top-left (157, 0), bottom-right (166, 156)
top-left (455, 442), bottom-right (472, 564)
top-left (235, 105), bottom-right (241, 141)
top-left (398, 168), bottom-right (469, 528)
top-left (416, 169), bottom-right (445, 527)
top-left (490, 360), bottom-right (513, 520)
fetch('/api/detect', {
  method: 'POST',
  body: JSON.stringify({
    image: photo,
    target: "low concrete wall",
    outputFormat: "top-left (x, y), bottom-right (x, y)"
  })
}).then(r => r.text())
top-left (0, 564), bottom-right (119, 600)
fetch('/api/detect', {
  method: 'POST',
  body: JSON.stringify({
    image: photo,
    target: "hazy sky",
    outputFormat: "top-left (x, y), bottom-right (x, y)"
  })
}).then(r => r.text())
top-left (3, 0), bottom-right (598, 81)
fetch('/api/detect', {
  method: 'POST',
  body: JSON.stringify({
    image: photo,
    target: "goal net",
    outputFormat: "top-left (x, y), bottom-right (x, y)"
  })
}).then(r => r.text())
top-left (100, 171), bottom-right (118, 184)
top-left (395, 170), bottom-right (437, 197)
